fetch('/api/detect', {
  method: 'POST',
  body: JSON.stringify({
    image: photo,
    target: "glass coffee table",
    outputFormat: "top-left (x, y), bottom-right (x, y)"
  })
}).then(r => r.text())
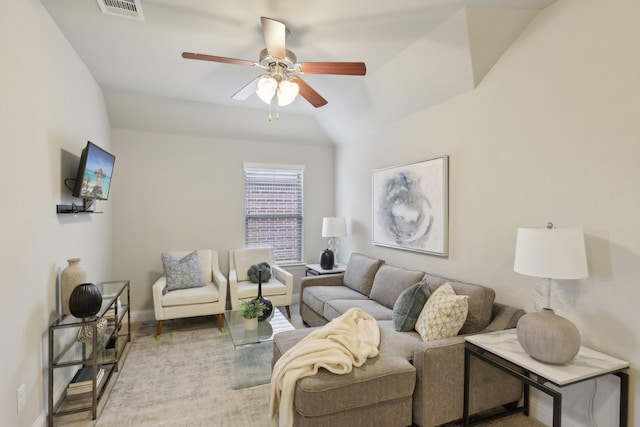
top-left (224, 308), bottom-right (295, 389)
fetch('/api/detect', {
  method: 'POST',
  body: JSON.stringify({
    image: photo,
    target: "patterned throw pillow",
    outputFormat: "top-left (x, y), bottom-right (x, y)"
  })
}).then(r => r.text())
top-left (392, 278), bottom-right (432, 332)
top-left (415, 283), bottom-right (469, 341)
top-left (161, 251), bottom-right (205, 295)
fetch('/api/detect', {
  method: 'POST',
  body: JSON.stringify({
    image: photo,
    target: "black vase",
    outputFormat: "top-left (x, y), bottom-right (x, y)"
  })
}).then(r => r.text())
top-left (320, 249), bottom-right (335, 269)
top-left (253, 271), bottom-right (273, 321)
top-left (69, 283), bottom-right (103, 318)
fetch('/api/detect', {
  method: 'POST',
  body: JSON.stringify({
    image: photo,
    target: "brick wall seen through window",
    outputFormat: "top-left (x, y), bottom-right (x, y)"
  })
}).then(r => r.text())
top-left (244, 164), bottom-right (304, 263)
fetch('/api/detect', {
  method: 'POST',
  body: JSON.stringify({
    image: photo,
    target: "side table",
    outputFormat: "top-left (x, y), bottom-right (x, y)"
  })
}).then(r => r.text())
top-left (463, 329), bottom-right (629, 427)
top-left (304, 263), bottom-right (346, 276)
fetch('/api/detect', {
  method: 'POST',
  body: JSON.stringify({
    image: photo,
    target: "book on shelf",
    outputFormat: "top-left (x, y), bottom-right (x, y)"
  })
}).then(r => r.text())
top-left (103, 298), bottom-right (122, 322)
top-left (68, 365), bottom-right (104, 390)
top-left (66, 390), bottom-right (96, 404)
top-left (67, 370), bottom-right (104, 395)
top-left (66, 373), bottom-right (106, 403)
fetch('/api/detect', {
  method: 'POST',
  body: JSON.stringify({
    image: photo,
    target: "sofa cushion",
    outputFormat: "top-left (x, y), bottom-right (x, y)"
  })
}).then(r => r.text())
top-left (302, 285), bottom-right (368, 316)
top-left (370, 265), bottom-right (425, 309)
top-left (161, 251), bottom-right (205, 295)
top-left (235, 278), bottom-right (287, 299)
top-left (415, 283), bottom-right (468, 341)
top-left (392, 277), bottom-right (432, 332)
top-left (324, 299), bottom-right (394, 322)
top-left (425, 273), bottom-right (495, 334)
top-left (273, 326), bottom-right (415, 423)
top-left (342, 253), bottom-right (384, 297)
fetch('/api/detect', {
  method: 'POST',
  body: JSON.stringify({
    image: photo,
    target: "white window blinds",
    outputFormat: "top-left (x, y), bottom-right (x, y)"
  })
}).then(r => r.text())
top-left (244, 164), bottom-right (304, 263)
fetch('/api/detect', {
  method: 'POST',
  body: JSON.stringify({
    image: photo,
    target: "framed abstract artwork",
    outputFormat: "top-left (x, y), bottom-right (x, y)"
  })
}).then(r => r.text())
top-left (372, 155), bottom-right (449, 256)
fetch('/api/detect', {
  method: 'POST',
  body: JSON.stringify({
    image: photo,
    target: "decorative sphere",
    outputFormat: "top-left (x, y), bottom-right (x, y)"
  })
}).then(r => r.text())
top-left (69, 283), bottom-right (103, 318)
top-left (517, 308), bottom-right (580, 364)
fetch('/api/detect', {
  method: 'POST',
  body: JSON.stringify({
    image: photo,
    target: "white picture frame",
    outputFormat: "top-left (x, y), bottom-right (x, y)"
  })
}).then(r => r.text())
top-left (372, 155), bottom-right (449, 256)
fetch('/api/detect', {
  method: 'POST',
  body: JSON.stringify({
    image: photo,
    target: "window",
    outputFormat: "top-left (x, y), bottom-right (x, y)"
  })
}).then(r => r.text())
top-left (244, 163), bottom-right (304, 264)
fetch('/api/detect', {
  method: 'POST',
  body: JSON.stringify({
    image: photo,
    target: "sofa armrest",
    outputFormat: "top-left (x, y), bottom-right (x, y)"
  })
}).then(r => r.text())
top-left (212, 269), bottom-right (228, 304)
top-left (482, 303), bottom-right (525, 333)
top-left (272, 265), bottom-right (294, 304)
top-left (152, 276), bottom-right (167, 320)
top-left (411, 305), bottom-right (525, 426)
top-left (411, 336), bottom-right (466, 426)
top-left (299, 274), bottom-right (345, 305)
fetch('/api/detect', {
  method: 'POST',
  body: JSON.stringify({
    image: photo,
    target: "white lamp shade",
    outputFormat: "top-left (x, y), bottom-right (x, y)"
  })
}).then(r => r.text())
top-left (514, 226), bottom-right (588, 279)
top-left (277, 79), bottom-right (299, 106)
top-left (256, 76), bottom-right (277, 104)
top-left (322, 217), bottom-right (347, 238)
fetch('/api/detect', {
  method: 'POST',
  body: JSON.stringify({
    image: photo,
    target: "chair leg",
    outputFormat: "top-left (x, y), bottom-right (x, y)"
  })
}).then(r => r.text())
top-left (217, 313), bottom-right (225, 332)
top-left (156, 320), bottom-right (164, 341)
top-left (285, 305), bottom-right (291, 320)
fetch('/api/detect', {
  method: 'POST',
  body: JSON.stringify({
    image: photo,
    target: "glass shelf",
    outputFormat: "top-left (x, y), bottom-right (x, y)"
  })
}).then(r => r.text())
top-left (48, 280), bottom-right (131, 426)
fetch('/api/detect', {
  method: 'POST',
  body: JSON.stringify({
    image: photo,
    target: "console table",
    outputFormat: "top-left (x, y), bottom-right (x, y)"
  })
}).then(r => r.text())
top-left (48, 280), bottom-right (131, 426)
top-left (463, 329), bottom-right (629, 427)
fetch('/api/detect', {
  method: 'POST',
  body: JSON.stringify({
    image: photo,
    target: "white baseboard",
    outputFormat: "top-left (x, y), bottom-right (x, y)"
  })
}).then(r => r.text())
top-left (130, 309), bottom-right (155, 323)
top-left (130, 298), bottom-right (300, 325)
top-left (33, 411), bottom-right (46, 427)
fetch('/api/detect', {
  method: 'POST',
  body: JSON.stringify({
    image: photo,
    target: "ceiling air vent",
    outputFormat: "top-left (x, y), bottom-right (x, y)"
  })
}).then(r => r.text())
top-left (96, 0), bottom-right (144, 21)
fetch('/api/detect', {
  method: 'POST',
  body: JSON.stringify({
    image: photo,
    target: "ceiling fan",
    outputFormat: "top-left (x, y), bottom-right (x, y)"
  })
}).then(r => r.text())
top-left (182, 17), bottom-right (366, 112)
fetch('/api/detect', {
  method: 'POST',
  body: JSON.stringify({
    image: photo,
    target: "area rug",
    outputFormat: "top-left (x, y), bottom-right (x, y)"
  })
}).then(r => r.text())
top-left (92, 311), bottom-right (543, 427)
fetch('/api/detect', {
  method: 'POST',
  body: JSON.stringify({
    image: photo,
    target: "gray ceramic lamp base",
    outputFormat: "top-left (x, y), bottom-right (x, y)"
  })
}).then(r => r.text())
top-left (516, 307), bottom-right (581, 364)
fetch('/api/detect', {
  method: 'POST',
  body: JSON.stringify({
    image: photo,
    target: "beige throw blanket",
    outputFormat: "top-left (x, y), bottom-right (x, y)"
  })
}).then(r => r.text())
top-left (269, 308), bottom-right (380, 427)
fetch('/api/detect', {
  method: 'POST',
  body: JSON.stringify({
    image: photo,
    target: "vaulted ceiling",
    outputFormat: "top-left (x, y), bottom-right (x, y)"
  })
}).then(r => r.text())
top-left (41, 0), bottom-right (555, 145)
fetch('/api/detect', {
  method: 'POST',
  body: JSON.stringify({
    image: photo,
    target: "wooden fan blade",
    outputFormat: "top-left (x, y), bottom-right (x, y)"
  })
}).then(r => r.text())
top-left (298, 62), bottom-right (367, 76)
top-left (231, 76), bottom-right (262, 100)
top-left (182, 52), bottom-right (256, 67)
top-left (261, 17), bottom-right (286, 59)
top-left (290, 76), bottom-right (328, 108)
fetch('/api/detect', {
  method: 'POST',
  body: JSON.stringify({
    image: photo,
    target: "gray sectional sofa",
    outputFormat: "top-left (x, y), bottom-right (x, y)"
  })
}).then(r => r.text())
top-left (273, 253), bottom-right (525, 427)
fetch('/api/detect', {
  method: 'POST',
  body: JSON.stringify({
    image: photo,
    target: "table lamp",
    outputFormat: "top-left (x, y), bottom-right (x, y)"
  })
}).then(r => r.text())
top-left (320, 217), bottom-right (347, 268)
top-left (513, 223), bottom-right (588, 364)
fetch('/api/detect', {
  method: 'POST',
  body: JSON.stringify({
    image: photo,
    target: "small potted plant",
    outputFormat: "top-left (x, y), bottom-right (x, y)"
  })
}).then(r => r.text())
top-left (240, 299), bottom-right (266, 330)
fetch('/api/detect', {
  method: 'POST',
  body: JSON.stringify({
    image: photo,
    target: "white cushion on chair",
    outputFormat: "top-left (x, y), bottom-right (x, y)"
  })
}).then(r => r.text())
top-left (161, 282), bottom-right (220, 307)
top-left (236, 278), bottom-right (287, 299)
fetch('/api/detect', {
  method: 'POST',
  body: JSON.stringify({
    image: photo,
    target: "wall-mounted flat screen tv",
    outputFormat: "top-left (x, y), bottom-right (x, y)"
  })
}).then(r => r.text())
top-left (72, 142), bottom-right (116, 200)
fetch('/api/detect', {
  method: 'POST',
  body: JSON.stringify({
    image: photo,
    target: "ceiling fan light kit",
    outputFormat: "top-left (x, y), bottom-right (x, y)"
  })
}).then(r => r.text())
top-left (182, 17), bottom-right (366, 117)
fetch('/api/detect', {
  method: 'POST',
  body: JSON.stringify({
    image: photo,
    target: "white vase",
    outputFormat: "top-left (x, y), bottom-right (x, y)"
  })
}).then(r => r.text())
top-left (244, 317), bottom-right (258, 331)
top-left (516, 308), bottom-right (581, 364)
top-left (61, 258), bottom-right (87, 316)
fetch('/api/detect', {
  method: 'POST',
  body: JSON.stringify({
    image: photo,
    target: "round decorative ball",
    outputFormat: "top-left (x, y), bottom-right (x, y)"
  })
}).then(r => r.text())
top-left (516, 308), bottom-right (581, 364)
top-left (68, 283), bottom-right (103, 318)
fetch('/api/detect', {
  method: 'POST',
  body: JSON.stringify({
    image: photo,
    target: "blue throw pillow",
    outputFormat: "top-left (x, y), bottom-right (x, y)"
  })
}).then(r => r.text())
top-left (392, 278), bottom-right (432, 332)
top-left (161, 251), bottom-right (205, 295)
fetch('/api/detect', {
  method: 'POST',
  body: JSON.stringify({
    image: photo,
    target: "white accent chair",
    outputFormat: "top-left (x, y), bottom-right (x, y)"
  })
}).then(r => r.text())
top-left (228, 248), bottom-right (293, 319)
top-left (152, 249), bottom-right (227, 339)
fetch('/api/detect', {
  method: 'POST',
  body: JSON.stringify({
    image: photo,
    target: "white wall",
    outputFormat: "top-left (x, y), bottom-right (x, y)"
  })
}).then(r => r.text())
top-left (110, 129), bottom-right (335, 317)
top-left (335, 0), bottom-right (639, 426)
top-left (1, 1), bottom-right (113, 426)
